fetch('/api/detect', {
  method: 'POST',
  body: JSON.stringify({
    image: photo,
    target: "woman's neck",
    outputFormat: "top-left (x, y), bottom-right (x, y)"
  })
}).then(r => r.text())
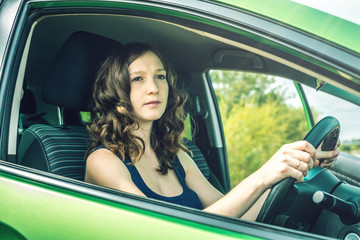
top-left (133, 121), bottom-right (153, 152)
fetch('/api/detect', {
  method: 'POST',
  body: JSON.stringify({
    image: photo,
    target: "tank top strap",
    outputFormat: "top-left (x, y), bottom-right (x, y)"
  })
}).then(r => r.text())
top-left (171, 155), bottom-right (186, 185)
top-left (94, 145), bottom-right (106, 151)
top-left (94, 144), bottom-right (133, 167)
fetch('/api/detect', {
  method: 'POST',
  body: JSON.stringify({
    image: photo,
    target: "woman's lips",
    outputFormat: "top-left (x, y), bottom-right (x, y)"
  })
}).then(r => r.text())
top-left (145, 100), bottom-right (161, 106)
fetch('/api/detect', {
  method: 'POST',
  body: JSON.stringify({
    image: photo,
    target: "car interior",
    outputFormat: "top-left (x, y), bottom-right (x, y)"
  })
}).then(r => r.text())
top-left (13, 12), bottom-right (359, 185)
top-left (5, 9), bottom-right (360, 238)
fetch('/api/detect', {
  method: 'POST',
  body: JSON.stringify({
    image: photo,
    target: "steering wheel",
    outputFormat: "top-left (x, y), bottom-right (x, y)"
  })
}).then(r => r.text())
top-left (256, 116), bottom-right (340, 224)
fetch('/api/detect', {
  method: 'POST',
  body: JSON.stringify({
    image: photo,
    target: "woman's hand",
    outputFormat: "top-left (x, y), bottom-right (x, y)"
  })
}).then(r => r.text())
top-left (255, 140), bottom-right (317, 189)
top-left (317, 140), bottom-right (341, 168)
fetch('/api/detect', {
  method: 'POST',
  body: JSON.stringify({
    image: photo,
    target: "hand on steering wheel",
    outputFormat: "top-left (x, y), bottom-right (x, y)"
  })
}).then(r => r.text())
top-left (255, 141), bottom-right (317, 187)
top-left (256, 116), bottom-right (340, 224)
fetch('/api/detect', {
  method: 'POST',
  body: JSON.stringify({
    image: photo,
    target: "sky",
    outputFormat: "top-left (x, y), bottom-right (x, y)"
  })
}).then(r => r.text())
top-left (282, 80), bottom-right (360, 141)
top-left (277, 0), bottom-right (360, 141)
top-left (301, 86), bottom-right (360, 142)
top-left (291, 0), bottom-right (360, 25)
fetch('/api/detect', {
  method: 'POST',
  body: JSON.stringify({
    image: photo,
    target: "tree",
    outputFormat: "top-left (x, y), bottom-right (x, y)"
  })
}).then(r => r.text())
top-left (210, 71), bottom-right (309, 187)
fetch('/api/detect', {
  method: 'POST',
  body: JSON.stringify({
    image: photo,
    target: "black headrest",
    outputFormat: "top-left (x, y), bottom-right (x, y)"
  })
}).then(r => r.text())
top-left (20, 89), bottom-right (36, 114)
top-left (42, 31), bottom-right (121, 111)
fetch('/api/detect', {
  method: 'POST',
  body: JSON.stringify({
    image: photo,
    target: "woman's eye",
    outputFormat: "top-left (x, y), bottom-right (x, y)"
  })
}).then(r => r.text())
top-left (156, 74), bottom-right (166, 80)
top-left (131, 76), bottom-right (142, 82)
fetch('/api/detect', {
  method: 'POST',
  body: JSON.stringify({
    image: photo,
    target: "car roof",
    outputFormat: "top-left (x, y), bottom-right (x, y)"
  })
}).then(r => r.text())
top-left (215, 0), bottom-right (360, 54)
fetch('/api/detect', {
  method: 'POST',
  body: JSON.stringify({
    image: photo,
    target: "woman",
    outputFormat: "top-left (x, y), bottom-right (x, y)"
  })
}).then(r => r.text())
top-left (85, 43), bottom-right (339, 218)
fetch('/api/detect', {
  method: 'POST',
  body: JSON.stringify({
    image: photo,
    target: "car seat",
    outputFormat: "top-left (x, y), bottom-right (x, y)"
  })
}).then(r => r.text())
top-left (18, 31), bottom-right (121, 180)
top-left (18, 31), bottom-right (225, 193)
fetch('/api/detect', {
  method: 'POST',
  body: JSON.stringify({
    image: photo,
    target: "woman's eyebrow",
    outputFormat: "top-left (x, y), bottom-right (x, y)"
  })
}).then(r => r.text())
top-left (129, 71), bottom-right (145, 76)
top-left (130, 69), bottom-right (165, 75)
top-left (156, 68), bottom-right (166, 73)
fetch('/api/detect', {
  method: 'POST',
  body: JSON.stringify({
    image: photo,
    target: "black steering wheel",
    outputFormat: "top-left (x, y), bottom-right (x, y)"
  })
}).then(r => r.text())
top-left (256, 116), bottom-right (340, 224)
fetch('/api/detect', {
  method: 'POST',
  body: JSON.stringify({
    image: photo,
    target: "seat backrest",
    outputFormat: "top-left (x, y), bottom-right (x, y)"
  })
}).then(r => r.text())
top-left (18, 31), bottom-right (121, 179)
top-left (18, 124), bottom-right (90, 180)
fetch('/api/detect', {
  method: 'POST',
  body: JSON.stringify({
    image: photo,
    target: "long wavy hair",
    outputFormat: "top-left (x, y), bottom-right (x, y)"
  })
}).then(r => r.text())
top-left (87, 43), bottom-right (189, 175)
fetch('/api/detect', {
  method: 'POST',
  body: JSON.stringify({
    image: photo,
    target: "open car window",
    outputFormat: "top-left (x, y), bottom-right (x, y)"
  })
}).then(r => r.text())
top-left (302, 85), bottom-right (360, 149)
top-left (209, 70), bottom-right (309, 186)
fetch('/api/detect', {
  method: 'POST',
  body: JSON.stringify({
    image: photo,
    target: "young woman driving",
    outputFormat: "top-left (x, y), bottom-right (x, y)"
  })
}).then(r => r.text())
top-left (85, 43), bottom-right (339, 218)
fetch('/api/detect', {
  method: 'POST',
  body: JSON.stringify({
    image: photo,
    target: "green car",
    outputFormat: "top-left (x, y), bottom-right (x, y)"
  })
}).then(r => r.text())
top-left (1, 0), bottom-right (359, 239)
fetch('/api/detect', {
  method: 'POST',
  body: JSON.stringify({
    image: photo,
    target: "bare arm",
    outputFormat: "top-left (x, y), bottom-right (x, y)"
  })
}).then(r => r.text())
top-left (85, 148), bottom-right (146, 197)
top-left (180, 140), bottom-right (320, 218)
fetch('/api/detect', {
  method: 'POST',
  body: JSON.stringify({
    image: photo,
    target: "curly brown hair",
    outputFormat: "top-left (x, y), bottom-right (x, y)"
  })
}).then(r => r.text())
top-left (87, 43), bottom-right (189, 175)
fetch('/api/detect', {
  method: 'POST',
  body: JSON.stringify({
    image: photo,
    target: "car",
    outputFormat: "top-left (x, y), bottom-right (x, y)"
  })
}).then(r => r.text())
top-left (1, 0), bottom-right (360, 239)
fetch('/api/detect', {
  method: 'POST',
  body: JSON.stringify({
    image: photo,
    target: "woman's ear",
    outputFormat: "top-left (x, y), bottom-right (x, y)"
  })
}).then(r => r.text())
top-left (116, 105), bottom-right (126, 114)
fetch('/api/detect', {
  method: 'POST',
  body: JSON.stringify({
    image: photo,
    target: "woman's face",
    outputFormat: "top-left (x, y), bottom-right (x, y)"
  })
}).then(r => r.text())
top-left (127, 51), bottom-right (169, 127)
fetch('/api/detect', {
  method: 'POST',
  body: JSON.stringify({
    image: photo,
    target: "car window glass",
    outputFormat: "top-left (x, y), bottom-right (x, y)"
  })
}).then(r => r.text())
top-left (302, 85), bottom-right (360, 156)
top-left (209, 70), bottom-right (308, 187)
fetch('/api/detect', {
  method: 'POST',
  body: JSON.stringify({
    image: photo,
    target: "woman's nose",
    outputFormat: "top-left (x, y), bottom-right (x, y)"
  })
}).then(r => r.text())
top-left (146, 78), bottom-right (159, 95)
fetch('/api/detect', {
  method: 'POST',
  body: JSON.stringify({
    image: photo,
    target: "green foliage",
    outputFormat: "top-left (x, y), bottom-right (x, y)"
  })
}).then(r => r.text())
top-left (211, 71), bottom-right (286, 117)
top-left (80, 111), bottom-right (91, 123)
top-left (210, 71), bottom-right (309, 187)
top-left (340, 140), bottom-right (360, 155)
top-left (184, 114), bottom-right (193, 141)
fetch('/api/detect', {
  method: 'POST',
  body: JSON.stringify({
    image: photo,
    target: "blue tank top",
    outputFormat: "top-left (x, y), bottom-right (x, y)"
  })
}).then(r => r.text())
top-left (95, 146), bottom-right (203, 210)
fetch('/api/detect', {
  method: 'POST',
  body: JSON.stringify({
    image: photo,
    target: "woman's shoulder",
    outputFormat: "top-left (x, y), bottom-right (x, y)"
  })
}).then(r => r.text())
top-left (87, 147), bottom-right (117, 163)
top-left (85, 147), bottom-right (132, 188)
top-left (176, 149), bottom-right (197, 174)
top-left (88, 145), bottom-right (128, 162)
top-left (86, 147), bottom-right (128, 175)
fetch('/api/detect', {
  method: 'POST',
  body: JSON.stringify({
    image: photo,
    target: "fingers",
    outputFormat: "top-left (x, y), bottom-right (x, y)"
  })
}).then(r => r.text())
top-left (289, 166), bottom-right (305, 182)
top-left (286, 140), bottom-right (317, 161)
top-left (280, 141), bottom-right (317, 181)
top-left (266, 139), bottom-right (340, 187)
top-left (282, 141), bottom-right (316, 166)
top-left (313, 158), bottom-right (320, 167)
top-left (278, 160), bottom-right (305, 183)
top-left (286, 149), bottom-right (314, 170)
top-left (294, 159), bottom-right (309, 174)
top-left (288, 158), bottom-right (308, 179)
top-left (317, 148), bottom-right (339, 160)
top-left (317, 140), bottom-right (340, 169)
top-left (263, 141), bottom-right (318, 187)
top-left (320, 157), bottom-right (337, 168)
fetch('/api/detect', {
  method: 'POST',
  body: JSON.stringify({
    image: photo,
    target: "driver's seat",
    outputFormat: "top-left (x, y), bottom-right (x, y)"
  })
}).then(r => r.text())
top-left (18, 31), bottom-right (121, 180)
